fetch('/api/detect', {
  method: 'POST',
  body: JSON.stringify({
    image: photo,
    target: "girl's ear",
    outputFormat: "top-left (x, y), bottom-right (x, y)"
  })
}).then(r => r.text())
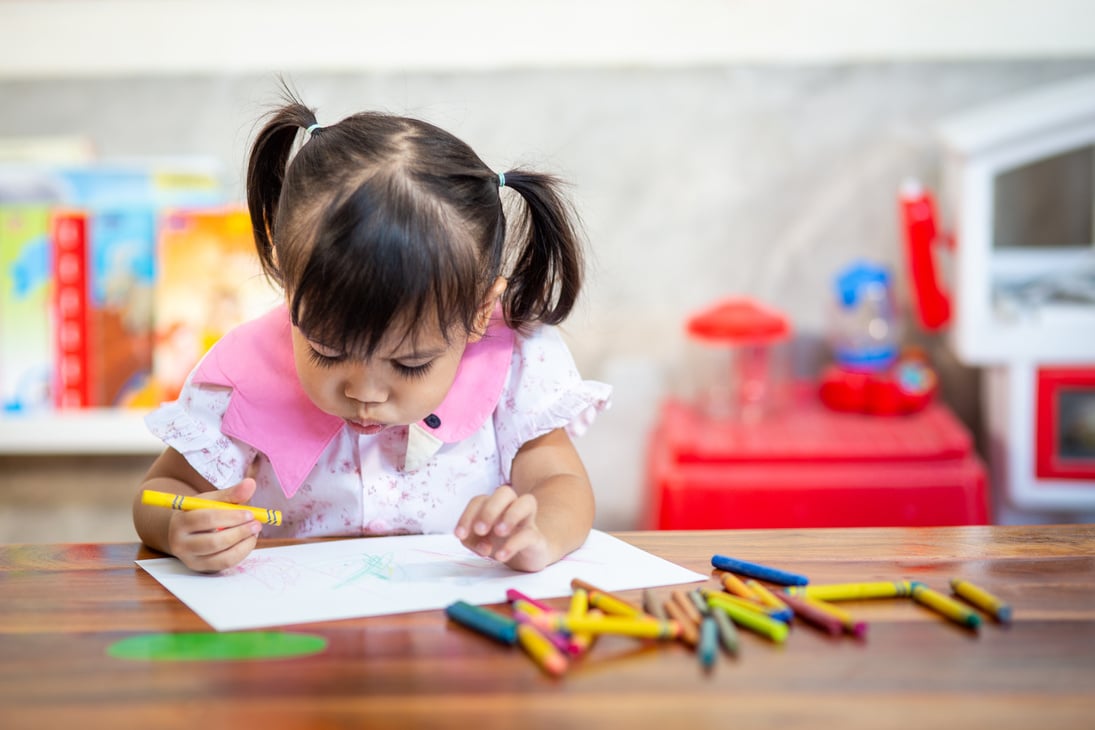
top-left (468, 277), bottom-right (508, 342)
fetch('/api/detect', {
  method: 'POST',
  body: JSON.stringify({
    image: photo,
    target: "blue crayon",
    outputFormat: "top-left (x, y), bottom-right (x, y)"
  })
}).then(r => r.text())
top-left (445, 600), bottom-right (518, 645)
top-left (698, 616), bottom-right (718, 670)
top-left (710, 555), bottom-right (809, 586)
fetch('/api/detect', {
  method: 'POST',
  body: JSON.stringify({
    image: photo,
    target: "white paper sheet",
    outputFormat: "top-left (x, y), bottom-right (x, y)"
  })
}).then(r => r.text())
top-left (137, 529), bottom-right (706, 631)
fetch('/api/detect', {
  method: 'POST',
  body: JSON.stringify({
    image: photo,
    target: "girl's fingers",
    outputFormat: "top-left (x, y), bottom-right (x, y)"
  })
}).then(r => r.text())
top-left (493, 494), bottom-right (537, 537)
top-left (189, 532), bottom-right (259, 574)
top-left (454, 495), bottom-right (488, 540)
top-left (469, 486), bottom-right (517, 536)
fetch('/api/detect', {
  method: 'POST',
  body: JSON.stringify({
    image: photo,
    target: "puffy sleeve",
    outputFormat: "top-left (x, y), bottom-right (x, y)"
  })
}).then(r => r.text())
top-left (143, 378), bottom-right (259, 489)
top-left (492, 324), bottom-right (612, 479)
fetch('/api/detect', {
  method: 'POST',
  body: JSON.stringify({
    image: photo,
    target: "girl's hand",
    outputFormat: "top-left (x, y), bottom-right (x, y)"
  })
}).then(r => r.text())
top-left (166, 478), bottom-right (263, 573)
top-left (454, 485), bottom-right (552, 572)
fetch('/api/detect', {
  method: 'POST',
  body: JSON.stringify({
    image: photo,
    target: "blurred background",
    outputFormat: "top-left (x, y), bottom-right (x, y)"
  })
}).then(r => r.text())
top-left (2, 0), bottom-right (1095, 543)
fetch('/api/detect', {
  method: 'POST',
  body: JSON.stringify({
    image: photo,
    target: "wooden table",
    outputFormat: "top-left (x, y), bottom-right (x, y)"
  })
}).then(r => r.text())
top-left (2, 526), bottom-right (1094, 729)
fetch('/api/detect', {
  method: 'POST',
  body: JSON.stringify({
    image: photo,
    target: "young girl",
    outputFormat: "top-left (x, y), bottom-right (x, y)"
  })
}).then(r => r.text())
top-left (133, 95), bottom-right (610, 574)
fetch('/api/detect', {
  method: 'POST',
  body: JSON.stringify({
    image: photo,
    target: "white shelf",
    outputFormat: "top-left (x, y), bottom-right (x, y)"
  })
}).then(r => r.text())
top-left (0, 410), bottom-right (163, 455)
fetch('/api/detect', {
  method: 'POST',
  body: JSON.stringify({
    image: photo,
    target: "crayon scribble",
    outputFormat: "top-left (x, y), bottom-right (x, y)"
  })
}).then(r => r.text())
top-left (331, 552), bottom-right (397, 589)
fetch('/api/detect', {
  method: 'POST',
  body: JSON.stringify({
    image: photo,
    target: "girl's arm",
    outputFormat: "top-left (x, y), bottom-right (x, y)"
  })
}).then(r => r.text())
top-left (133, 448), bottom-right (262, 573)
top-left (454, 428), bottom-right (595, 572)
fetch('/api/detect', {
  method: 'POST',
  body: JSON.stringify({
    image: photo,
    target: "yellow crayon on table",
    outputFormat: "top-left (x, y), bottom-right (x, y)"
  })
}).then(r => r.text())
top-left (747, 579), bottom-right (791, 612)
top-left (911, 582), bottom-right (981, 630)
top-left (570, 578), bottom-right (644, 617)
top-left (786, 580), bottom-right (913, 601)
top-left (517, 623), bottom-right (568, 677)
top-left (951, 578), bottom-right (1012, 623)
top-left (705, 593), bottom-right (789, 643)
top-left (141, 489), bottom-right (282, 526)
top-left (567, 588), bottom-right (595, 653)
top-left (535, 613), bottom-right (681, 640)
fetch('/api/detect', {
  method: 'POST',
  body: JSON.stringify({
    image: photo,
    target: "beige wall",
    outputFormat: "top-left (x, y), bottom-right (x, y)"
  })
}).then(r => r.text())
top-left (3, 60), bottom-right (1095, 541)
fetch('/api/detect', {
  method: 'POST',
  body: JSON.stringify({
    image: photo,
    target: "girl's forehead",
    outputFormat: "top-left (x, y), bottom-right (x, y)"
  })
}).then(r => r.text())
top-left (300, 308), bottom-right (456, 355)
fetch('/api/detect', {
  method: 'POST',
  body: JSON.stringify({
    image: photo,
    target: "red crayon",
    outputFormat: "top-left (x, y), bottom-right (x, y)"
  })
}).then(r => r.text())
top-left (779, 591), bottom-right (843, 637)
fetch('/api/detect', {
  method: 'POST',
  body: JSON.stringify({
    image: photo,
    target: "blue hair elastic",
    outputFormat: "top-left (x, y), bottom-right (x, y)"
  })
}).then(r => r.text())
top-left (305, 123), bottom-right (322, 135)
top-left (498, 172), bottom-right (506, 188)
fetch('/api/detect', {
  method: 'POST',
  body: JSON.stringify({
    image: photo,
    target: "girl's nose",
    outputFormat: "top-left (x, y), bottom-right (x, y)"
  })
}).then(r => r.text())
top-left (343, 368), bottom-right (388, 405)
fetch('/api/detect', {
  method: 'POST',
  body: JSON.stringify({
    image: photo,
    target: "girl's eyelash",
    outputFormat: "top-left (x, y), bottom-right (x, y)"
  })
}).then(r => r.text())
top-left (394, 361), bottom-right (434, 379)
top-left (307, 348), bottom-right (345, 368)
top-left (308, 346), bottom-right (434, 379)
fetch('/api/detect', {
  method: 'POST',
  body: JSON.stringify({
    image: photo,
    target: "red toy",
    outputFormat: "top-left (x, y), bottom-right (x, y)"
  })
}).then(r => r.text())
top-left (819, 352), bottom-right (938, 416)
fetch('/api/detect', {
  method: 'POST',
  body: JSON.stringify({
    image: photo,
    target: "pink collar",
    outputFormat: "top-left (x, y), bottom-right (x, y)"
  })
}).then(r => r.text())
top-left (191, 306), bottom-right (515, 499)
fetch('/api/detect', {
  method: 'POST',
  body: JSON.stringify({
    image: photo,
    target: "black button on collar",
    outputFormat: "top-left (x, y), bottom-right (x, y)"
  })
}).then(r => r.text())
top-left (424, 414), bottom-right (441, 429)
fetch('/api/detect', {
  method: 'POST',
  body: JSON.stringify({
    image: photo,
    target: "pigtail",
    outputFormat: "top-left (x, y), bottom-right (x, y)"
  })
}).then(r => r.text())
top-left (246, 99), bottom-right (320, 288)
top-left (499, 170), bottom-right (585, 328)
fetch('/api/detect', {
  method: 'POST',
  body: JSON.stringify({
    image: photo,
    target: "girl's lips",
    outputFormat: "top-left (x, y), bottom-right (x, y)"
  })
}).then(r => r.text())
top-left (346, 419), bottom-right (384, 436)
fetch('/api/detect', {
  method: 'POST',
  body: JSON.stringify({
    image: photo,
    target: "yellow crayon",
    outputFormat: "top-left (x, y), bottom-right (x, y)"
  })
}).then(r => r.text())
top-left (588, 590), bottom-right (644, 618)
top-left (517, 623), bottom-right (568, 676)
top-left (141, 489), bottom-right (282, 526)
top-left (706, 595), bottom-right (789, 643)
top-left (567, 588), bottom-right (595, 653)
top-left (747, 579), bottom-right (791, 612)
top-left (787, 581), bottom-right (913, 601)
top-left (571, 578), bottom-right (646, 617)
top-left (911, 582), bottom-right (981, 630)
top-left (538, 613), bottom-right (681, 640)
top-left (951, 578), bottom-right (1012, 623)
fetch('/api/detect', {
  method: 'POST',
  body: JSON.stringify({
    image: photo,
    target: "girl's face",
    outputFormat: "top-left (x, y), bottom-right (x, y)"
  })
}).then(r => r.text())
top-left (291, 318), bottom-right (468, 436)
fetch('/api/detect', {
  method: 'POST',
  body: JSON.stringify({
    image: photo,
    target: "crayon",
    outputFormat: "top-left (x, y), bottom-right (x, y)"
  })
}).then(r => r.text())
top-left (706, 590), bottom-right (792, 623)
top-left (671, 589), bottom-right (705, 625)
top-left (706, 595), bottom-right (790, 643)
top-left (567, 588), bottom-right (596, 653)
top-left (517, 623), bottom-right (569, 676)
top-left (698, 616), bottom-right (718, 670)
top-left (710, 602), bottom-right (740, 656)
top-left (141, 489), bottom-right (282, 526)
top-left (643, 589), bottom-right (668, 621)
top-left (663, 596), bottom-right (700, 646)
top-left (687, 588), bottom-right (711, 617)
top-left (786, 581), bottom-right (913, 601)
top-left (570, 578), bottom-right (644, 617)
top-left (445, 600), bottom-right (518, 644)
top-left (747, 580), bottom-right (792, 613)
top-left (803, 596), bottom-right (868, 639)
top-left (510, 600), bottom-right (582, 656)
top-left (506, 588), bottom-right (553, 613)
top-left (718, 571), bottom-right (762, 601)
top-left (950, 578), bottom-right (1012, 623)
top-left (710, 555), bottom-right (809, 586)
top-left (534, 613), bottom-right (681, 640)
top-left (778, 591), bottom-right (843, 637)
top-left (911, 582), bottom-right (981, 630)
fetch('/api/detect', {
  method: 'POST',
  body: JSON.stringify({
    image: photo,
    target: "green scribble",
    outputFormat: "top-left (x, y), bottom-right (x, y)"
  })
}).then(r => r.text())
top-left (331, 552), bottom-right (395, 588)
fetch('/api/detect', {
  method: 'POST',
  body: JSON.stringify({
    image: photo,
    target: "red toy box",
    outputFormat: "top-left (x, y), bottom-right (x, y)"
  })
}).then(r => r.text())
top-left (645, 390), bottom-right (990, 529)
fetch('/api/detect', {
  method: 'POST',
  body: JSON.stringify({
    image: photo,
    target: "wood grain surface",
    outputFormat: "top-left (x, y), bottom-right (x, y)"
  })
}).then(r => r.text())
top-left (1, 525), bottom-right (1093, 729)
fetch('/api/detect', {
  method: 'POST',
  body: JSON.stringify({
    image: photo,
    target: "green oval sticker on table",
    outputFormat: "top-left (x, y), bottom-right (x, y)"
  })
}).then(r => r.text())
top-left (107, 632), bottom-right (328, 661)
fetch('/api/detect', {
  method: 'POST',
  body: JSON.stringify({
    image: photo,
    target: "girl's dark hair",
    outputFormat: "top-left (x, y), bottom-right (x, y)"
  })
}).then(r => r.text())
top-left (246, 92), bottom-right (584, 357)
